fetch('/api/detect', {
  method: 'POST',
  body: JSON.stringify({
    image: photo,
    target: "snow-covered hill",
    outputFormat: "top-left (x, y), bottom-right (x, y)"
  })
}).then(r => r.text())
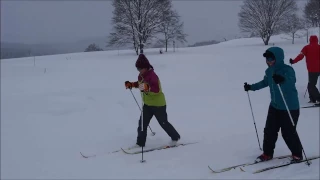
top-left (1, 28), bottom-right (319, 179)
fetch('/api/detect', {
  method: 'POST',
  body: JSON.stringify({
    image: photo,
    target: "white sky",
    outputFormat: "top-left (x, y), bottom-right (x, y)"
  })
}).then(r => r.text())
top-left (1, 0), bottom-right (307, 45)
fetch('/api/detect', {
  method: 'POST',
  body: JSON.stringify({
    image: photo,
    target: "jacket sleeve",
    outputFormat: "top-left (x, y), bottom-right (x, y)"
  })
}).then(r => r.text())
top-left (281, 67), bottom-right (296, 88)
top-left (250, 75), bottom-right (268, 91)
top-left (132, 81), bottom-right (139, 88)
top-left (147, 73), bottom-right (160, 93)
top-left (293, 46), bottom-right (307, 63)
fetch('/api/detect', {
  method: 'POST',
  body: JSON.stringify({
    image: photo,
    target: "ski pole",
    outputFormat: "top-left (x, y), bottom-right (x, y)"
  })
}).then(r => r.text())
top-left (140, 91), bottom-right (146, 163)
top-left (277, 84), bottom-right (311, 166)
top-left (291, 64), bottom-right (308, 98)
top-left (129, 89), bottom-right (156, 136)
top-left (245, 84), bottom-right (262, 151)
top-left (291, 64), bottom-right (308, 99)
top-left (304, 87), bottom-right (308, 98)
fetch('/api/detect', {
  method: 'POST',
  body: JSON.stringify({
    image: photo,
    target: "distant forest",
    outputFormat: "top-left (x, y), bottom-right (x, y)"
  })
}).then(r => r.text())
top-left (188, 40), bottom-right (220, 47)
top-left (0, 37), bottom-right (111, 59)
top-left (1, 39), bottom-right (220, 59)
top-left (1, 42), bottom-right (64, 59)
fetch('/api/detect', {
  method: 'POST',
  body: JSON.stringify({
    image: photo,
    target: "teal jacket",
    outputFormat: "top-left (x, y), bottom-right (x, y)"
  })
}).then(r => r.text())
top-left (250, 47), bottom-right (300, 110)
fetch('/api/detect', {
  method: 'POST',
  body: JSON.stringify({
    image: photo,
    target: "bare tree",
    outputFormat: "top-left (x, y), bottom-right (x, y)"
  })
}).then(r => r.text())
top-left (107, 30), bottom-right (139, 54)
top-left (107, 0), bottom-right (139, 54)
top-left (301, 17), bottom-right (313, 43)
top-left (157, 10), bottom-right (187, 52)
top-left (238, 0), bottom-right (298, 45)
top-left (281, 14), bottom-right (304, 44)
top-left (108, 0), bottom-right (172, 55)
top-left (304, 0), bottom-right (320, 27)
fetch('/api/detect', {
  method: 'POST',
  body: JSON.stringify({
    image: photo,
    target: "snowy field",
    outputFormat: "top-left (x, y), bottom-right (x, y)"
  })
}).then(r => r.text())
top-left (1, 29), bottom-right (320, 179)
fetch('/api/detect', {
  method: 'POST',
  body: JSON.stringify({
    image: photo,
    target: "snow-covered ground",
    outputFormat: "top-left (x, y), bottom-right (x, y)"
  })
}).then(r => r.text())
top-left (1, 29), bottom-right (319, 179)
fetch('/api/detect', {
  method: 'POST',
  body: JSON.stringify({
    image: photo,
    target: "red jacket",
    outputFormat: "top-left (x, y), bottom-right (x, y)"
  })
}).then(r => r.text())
top-left (292, 35), bottom-right (320, 72)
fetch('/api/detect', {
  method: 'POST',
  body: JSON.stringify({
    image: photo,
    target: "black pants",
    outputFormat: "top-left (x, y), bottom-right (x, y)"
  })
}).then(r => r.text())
top-left (308, 72), bottom-right (320, 102)
top-left (263, 105), bottom-right (302, 158)
top-left (136, 105), bottom-right (180, 147)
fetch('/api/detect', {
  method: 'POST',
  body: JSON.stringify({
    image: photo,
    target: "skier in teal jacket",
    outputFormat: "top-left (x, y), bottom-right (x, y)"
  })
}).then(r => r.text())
top-left (250, 47), bottom-right (300, 110)
top-left (244, 47), bottom-right (303, 163)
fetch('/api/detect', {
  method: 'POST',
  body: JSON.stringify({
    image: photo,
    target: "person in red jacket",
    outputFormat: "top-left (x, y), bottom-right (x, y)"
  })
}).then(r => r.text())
top-left (290, 35), bottom-right (320, 104)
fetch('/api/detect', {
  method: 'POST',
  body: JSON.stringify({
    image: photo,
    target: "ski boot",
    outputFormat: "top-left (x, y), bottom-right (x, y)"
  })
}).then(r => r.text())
top-left (255, 153), bottom-right (272, 162)
top-left (291, 155), bottom-right (303, 163)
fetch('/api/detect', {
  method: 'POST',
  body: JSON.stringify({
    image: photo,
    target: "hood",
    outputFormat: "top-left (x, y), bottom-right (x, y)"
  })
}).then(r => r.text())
top-left (265, 46), bottom-right (284, 68)
top-left (310, 35), bottom-right (318, 44)
top-left (136, 54), bottom-right (153, 69)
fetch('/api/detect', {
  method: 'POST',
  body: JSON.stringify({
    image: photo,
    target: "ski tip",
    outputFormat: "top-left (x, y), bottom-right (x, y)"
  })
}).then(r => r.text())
top-left (80, 152), bottom-right (96, 158)
top-left (208, 165), bottom-right (214, 172)
top-left (80, 152), bottom-right (88, 158)
top-left (121, 147), bottom-right (129, 151)
top-left (121, 147), bottom-right (134, 154)
top-left (208, 165), bottom-right (220, 173)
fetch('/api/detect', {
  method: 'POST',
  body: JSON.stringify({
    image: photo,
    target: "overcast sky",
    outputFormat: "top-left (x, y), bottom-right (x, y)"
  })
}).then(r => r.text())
top-left (1, 0), bottom-right (306, 45)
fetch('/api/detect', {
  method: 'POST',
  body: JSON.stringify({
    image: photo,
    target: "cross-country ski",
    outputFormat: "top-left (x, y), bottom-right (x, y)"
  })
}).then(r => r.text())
top-left (208, 154), bottom-right (292, 173)
top-left (301, 103), bottom-right (320, 108)
top-left (252, 156), bottom-right (320, 174)
top-left (121, 142), bottom-right (198, 154)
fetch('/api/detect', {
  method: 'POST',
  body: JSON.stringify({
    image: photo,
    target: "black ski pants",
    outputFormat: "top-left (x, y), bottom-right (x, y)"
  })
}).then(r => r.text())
top-left (308, 72), bottom-right (320, 102)
top-left (136, 105), bottom-right (180, 147)
top-left (263, 105), bottom-right (302, 158)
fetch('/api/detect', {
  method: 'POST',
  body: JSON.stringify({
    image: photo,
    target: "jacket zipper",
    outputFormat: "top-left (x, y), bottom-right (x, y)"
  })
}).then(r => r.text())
top-left (139, 75), bottom-right (148, 97)
top-left (271, 71), bottom-right (276, 107)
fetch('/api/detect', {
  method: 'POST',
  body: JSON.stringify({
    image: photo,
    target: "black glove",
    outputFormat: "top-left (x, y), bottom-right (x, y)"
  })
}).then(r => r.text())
top-left (289, 58), bottom-right (294, 64)
top-left (244, 82), bottom-right (251, 91)
top-left (272, 74), bottom-right (285, 84)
